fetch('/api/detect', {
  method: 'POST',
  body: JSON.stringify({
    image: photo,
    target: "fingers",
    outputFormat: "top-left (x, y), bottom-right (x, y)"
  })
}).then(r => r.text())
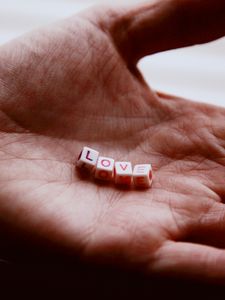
top-left (109, 0), bottom-right (225, 63)
top-left (150, 241), bottom-right (225, 283)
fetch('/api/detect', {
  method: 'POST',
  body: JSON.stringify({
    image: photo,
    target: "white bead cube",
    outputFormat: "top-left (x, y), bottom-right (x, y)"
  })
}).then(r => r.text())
top-left (76, 147), bottom-right (99, 171)
top-left (95, 156), bottom-right (115, 181)
top-left (114, 162), bottom-right (133, 186)
top-left (133, 164), bottom-right (153, 188)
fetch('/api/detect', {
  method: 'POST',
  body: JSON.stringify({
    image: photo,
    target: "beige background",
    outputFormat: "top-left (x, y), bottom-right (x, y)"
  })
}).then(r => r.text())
top-left (1, 0), bottom-right (225, 107)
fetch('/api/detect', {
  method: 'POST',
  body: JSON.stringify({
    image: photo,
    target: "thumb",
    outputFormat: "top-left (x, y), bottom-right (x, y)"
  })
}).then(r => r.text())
top-left (106, 0), bottom-right (225, 63)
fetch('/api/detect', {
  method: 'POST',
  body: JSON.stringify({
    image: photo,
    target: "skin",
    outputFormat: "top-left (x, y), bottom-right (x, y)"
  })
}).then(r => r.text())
top-left (0, 0), bottom-right (225, 283)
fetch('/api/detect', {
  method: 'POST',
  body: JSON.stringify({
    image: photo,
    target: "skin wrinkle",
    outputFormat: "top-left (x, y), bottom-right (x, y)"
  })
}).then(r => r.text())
top-left (2, 35), bottom-right (163, 141)
top-left (173, 199), bottom-right (209, 241)
top-left (208, 122), bottom-right (225, 160)
top-left (1, 134), bottom-right (72, 163)
top-left (0, 156), bottom-right (73, 167)
top-left (87, 206), bottom-right (163, 264)
top-left (165, 199), bottom-right (216, 244)
top-left (1, 27), bottom-right (94, 131)
top-left (152, 110), bottom-right (224, 162)
top-left (167, 196), bottom-right (187, 241)
top-left (190, 127), bottom-right (225, 160)
top-left (195, 200), bottom-right (221, 230)
top-left (89, 190), bottom-right (118, 244)
top-left (101, 56), bottom-right (121, 89)
top-left (212, 206), bottom-right (225, 229)
top-left (193, 203), bottom-right (223, 229)
top-left (162, 170), bottom-right (222, 204)
top-left (151, 186), bottom-right (219, 205)
top-left (156, 169), bottom-right (216, 194)
top-left (0, 133), bottom-right (70, 161)
top-left (8, 49), bottom-right (49, 108)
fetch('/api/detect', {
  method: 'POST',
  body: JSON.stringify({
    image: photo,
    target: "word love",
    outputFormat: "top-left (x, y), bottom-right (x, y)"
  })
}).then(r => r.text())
top-left (77, 147), bottom-right (153, 189)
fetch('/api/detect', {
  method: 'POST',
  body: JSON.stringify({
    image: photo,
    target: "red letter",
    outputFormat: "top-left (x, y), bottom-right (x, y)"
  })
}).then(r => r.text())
top-left (101, 159), bottom-right (111, 168)
top-left (120, 163), bottom-right (128, 171)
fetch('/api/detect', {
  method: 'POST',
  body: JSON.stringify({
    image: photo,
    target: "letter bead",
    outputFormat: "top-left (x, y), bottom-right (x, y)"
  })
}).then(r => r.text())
top-left (76, 147), bottom-right (99, 171)
top-left (95, 156), bottom-right (115, 181)
top-left (114, 162), bottom-right (133, 186)
top-left (133, 164), bottom-right (153, 188)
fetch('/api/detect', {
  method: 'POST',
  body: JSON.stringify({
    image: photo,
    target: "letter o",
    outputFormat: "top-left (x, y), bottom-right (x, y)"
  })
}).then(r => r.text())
top-left (101, 159), bottom-right (111, 168)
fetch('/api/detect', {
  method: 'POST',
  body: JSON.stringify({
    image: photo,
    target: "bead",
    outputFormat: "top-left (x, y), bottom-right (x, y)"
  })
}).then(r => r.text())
top-left (114, 162), bottom-right (133, 186)
top-left (133, 164), bottom-right (153, 188)
top-left (77, 147), bottom-right (99, 171)
top-left (95, 156), bottom-right (115, 181)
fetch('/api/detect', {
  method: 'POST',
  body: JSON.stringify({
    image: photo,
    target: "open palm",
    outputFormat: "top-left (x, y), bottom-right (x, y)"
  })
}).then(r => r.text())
top-left (1, 0), bottom-right (225, 283)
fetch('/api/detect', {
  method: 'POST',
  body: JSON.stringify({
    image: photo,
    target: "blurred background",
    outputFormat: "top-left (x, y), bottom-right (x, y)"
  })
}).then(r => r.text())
top-left (0, 0), bottom-right (225, 106)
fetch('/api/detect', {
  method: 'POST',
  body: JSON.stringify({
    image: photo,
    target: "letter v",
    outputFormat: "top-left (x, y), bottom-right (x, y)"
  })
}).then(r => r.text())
top-left (120, 163), bottom-right (128, 171)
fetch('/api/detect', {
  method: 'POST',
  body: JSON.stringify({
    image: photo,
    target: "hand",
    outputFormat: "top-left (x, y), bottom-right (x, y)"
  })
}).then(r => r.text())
top-left (0, 0), bottom-right (225, 283)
